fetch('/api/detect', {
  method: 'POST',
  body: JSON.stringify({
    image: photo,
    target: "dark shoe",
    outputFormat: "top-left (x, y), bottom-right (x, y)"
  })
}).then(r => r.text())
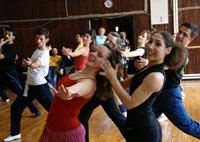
top-left (33, 112), bottom-right (41, 118)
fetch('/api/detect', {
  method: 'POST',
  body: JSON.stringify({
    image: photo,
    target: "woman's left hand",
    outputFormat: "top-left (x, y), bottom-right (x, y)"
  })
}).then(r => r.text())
top-left (53, 85), bottom-right (79, 100)
top-left (99, 60), bottom-right (118, 82)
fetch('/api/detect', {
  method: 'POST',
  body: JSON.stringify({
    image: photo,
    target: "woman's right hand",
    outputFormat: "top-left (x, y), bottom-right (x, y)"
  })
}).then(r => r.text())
top-left (99, 60), bottom-right (118, 83)
top-left (134, 57), bottom-right (149, 70)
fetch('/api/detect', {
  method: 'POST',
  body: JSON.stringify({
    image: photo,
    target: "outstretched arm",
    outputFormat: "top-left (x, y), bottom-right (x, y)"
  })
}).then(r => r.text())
top-left (122, 48), bottom-right (145, 58)
top-left (22, 58), bottom-right (41, 69)
top-left (54, 79), bottom-right (96, 100)
top-left (62, 46), bottom-right (89, 57)
top-left (100, 60), bottom-right (164, 110)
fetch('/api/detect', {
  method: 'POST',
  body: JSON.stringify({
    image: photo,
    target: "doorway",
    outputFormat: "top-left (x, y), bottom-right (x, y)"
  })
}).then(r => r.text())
top-left (91, 16), bottom-right (134, 49)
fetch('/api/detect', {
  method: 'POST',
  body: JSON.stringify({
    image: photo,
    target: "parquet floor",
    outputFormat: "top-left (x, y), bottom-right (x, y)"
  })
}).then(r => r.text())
top-left (0, 80), bottom-right (200, 142)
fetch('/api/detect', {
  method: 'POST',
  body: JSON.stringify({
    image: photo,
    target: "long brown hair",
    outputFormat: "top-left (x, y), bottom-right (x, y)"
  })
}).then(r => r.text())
top-left (152, 31), bottom-right (187, 69)
top-left (85, 29), bottom-right (96, 52)
top-left (96, 43), bottom-right (121, 101)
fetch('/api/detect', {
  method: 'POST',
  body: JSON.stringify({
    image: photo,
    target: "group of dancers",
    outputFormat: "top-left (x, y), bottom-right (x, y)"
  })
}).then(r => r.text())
top-left (0, 22), bottom-right (200, 142)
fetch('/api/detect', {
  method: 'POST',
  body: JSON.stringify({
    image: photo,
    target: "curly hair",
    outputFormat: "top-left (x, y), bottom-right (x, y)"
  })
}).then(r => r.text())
top-left (96, 43), bottom-right (121, 101)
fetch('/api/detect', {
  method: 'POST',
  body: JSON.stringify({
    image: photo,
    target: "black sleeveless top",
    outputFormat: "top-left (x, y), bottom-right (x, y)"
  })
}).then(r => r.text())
top-left (165, 47), bottom-right (188, 88)
top-left (127, 63), bottom-right (166, 128)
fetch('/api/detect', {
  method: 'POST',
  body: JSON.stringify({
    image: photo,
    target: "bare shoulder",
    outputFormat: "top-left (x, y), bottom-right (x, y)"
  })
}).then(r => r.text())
top-left (78, 78), bottom-right (96, 98)
top-left (144, 72), bottom-right (165, 92)
top-left (148, 72), bottom-right (164, 80)
top-left (78, 77), bottom-right (96, 87)
top-left (79, 46), bottom-right (89, 55)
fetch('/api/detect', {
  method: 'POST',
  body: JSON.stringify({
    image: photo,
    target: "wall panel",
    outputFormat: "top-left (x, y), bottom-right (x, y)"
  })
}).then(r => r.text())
top-left (0, 0), bottom-right (149, 66)
top-left (178, 0), bottom-right (200, 73)
top-left (0, 0), bottom-right (200, 74)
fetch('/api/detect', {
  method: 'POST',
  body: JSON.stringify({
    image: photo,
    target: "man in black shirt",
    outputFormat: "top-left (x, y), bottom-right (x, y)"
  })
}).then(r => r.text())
top-left (0, 27), bottom-right (40, 117)
top-left (153, 22), bottom-right (200, 139)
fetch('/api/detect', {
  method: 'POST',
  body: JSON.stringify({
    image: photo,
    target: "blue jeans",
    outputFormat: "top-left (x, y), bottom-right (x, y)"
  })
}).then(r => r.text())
top-left (153, 86), bottom-right (200, 139)
top-left (0, 70), bottom-right (40, 114)
top-left (78, 93), bottom-right (128, 142)
top-left (48, 66), bottom-right (59, 88)
top-left (10, 83), bottom-right (53, 135)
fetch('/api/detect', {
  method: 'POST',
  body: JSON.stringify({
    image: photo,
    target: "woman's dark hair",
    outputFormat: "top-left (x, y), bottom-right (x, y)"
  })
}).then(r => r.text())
top-left (152, 30), bottom-right (187, 69)
top-left (96, 43), bottom-right (121, 101)
top-left (85, 29), bottom-right (96, 52)
top-left (141, 30), bottom-right (151, 41)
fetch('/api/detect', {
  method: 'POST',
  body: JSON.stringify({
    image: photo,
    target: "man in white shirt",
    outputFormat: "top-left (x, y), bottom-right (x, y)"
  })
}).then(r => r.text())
top-left (4, 28), bottom-right (53, 142)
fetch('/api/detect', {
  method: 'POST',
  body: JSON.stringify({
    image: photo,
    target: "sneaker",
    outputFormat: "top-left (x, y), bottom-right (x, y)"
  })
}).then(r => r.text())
top-left (181, 91), bottom-right (186, 99)
top-left (122, 112), bottom-right (127, 118)
top-left (4, 134), bottom-right (21, 141)
top-left (5, 99), bottom-right (10, 103)
top-left (119, 104), bottom-right (127, 113)
top-left (119, 104), bottom-right (127, 117)
top-left (33, 112), bottom-right (41, 118)
top-left (158, 113), bottom-right (168, 123)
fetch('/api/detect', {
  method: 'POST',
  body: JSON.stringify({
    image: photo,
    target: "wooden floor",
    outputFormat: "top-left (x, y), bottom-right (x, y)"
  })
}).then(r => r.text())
top-left (0, 80), bottom-right (200, 142)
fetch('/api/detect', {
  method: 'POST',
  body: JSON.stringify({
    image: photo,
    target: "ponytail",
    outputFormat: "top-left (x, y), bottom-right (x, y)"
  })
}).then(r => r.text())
top-left (164, 44), bottom-right (187, 69)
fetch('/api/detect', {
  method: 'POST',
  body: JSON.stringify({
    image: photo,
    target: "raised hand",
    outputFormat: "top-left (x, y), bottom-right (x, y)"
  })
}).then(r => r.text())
top-left (47, 45), bottom-right (52, 51)
top-left (121, 51), bottom-right (128, 57)
top-left (0, 38), bottom-right (9, 47)
top-left (22, 57), bottom-right (32, 66)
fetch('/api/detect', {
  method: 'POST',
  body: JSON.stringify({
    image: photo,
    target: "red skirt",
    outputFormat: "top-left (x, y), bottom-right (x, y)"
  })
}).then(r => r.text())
top-left (39, 124), bottom-right (85, 142)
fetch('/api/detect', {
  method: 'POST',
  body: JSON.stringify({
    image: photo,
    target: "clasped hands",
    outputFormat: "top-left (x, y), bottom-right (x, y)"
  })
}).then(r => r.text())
top-left (62, 46), bottom-right (72, 56)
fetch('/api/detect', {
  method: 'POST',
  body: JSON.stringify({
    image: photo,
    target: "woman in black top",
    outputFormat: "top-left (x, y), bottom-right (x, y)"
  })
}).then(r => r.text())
top-left (100, 31), bottom-right (187, 142)
top-left (122, 30), bottom-right (151, 75)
